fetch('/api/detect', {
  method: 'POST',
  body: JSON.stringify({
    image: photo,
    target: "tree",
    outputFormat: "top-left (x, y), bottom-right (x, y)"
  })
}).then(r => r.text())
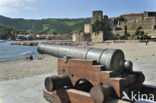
top-left (133, 26), bottom-right (146, 40)
top-left (124, 25), bottom-right (127, 35)
top-left (123, 25), bottom-right (130, 39)
top-left (114, 33), bottom-right (121, 39)
top-left (92, 20), bottom-right (105, 34)
top-left (92, 20), bottom-right (113, 40)
top-left (114, 16), bottom-right (125, 24)
top-left (0, 25), bottom-right (19, 40)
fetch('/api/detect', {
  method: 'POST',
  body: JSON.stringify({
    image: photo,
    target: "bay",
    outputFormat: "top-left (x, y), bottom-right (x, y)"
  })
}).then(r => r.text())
top-left (0, 41), bottom-right (39, 62)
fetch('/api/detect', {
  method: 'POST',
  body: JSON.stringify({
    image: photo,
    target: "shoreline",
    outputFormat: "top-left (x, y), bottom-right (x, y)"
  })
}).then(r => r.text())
top-left (0, 57), bottom-right (26, 63)
top-left (0, 55), bottom-right (43, 63)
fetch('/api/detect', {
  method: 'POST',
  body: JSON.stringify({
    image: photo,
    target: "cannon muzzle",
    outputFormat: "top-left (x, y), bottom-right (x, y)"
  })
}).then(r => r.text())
top-left (37, 42), bottom-right (132, 73)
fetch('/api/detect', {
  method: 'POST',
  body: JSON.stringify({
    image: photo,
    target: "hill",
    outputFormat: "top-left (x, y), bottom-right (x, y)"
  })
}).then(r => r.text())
top-left (0, 25), bottom-right (20, 40)
top-left (0, 15), bottom-right (90, 34)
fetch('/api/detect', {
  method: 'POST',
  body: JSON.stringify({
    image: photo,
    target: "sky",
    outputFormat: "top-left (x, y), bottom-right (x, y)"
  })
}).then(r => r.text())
top-left (0, 0), bottom-right (155, 19)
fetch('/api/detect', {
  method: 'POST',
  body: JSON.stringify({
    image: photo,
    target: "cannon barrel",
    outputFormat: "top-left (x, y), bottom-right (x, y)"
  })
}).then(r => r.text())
top-left (37, 43), bottom-right (132, 73)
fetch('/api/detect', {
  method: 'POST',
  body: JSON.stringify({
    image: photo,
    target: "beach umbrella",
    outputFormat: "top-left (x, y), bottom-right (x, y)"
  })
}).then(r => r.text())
top-left (20, 51), bottom-right (36, 55)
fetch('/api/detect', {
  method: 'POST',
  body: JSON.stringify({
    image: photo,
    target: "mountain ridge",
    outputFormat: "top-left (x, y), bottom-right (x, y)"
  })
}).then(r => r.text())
top-left (0, 15), bottom-right (90, 34)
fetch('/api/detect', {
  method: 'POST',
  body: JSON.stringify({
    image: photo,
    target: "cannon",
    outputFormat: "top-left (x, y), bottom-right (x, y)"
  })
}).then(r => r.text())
top-left (38, 43), bottom-right (133, 73)
top-left (38, 43), bottom-right (156, 103)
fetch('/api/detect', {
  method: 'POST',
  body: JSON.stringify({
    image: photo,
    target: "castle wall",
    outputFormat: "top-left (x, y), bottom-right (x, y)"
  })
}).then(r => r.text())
top-left (102, 15), bottom-right (109, 24)
top-left (72, 33), bottom-right (91, 42)
top-left (72, 33), bottom-right (77, 41)
top-left (152, 25), bottom-right (156, 30)
top-left (117, 16), bottom-right (156, 31)
top-left (125, 17), bottom-right (156, 30)
top-left (117, 11), bottom-right (156, 31)
top-left (144, 11), bottom-right (156, 17)
top-left (84, 24), bottom-right (92, 33)
top-left (123, 14), bottom-right (144, 22)
top-left (91, 31), bottom-right (104, 42)
top-left (72, 33), bottom-right (81, 42)
top-left (84, 33), bottom-right (92, 41)
top-left (113, 12), bottom-right (156, 37)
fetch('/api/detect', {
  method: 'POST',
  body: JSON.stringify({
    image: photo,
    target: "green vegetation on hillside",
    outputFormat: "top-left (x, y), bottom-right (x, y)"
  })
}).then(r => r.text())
top-left (0, 25), bottom-right (22, 40)
top-left (0, 15), bottom-right (90, 35)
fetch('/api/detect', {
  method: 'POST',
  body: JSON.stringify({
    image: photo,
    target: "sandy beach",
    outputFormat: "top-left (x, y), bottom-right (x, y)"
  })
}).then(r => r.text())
top-left (0, 56), bottom-right (57, 82)
top-left (0, 42), bottom-right (156, 85)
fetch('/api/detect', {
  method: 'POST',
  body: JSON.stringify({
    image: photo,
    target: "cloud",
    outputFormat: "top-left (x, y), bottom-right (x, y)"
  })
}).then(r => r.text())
top-left (0, 0), bottom-right (24, 7)
top-left (0, 7), bottom-right (18, 14)
top-left (24, 6), bottom-right (38, 11)
top-left (0, 0), bottom-right (38, 14)
top-left (25, 0), bottom-right (37, 2)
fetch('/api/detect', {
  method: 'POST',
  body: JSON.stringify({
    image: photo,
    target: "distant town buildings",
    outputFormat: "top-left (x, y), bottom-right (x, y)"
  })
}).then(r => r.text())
top-left (15, 34), bottom-right (71, 40)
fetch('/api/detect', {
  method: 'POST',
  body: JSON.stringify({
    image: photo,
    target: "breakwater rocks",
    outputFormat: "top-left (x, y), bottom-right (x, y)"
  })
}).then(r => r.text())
top-left (11, 41), bottom-right (38, 46)
top-left (10, 41), bottom-right (94, 46)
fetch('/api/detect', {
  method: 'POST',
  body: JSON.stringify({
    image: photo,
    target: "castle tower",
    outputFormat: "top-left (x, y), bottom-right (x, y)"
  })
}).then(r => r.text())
top-left (84, 24), bottom-right (92, 33)
top-left (91, 10), bottom-right (103, 24)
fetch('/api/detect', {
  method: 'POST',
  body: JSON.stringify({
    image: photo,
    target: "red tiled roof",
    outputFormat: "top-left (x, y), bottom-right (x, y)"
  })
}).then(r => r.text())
top-left (122, 13), bottom-right (144, 17)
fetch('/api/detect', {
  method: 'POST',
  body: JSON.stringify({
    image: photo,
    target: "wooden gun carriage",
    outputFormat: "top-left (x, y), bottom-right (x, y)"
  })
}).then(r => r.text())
top-left (37, 43), bottom-right (156, 103)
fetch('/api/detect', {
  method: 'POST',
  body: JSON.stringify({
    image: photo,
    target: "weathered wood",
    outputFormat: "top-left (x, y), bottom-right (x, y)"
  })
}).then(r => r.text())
top-left (43, 90), bottom-right (61, 103)
top-left (55, 88), bottom-right (94, 103)
top-left (57, 59), bottom-right (147, 98)
top-left (90, 86), bottom-right (106, 103)
top-left (45, 75), bottom-right (72, 92)
top-left (44, 89), bottom-right (130, 103)
top-left (58, 58), bottom-right (107, 86)
top-left (44, 58), bottom-right (156, 103)
top-left (90, 85), bottom-right (114, 103)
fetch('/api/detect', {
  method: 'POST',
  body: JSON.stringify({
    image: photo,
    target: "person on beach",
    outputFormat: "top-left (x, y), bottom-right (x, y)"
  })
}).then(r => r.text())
top-left (25, 57), bottom-right (29, 60)
top-left (29, 55), bottom-right (33, 60)
top-left (145, 39), bottom-right (148, 45)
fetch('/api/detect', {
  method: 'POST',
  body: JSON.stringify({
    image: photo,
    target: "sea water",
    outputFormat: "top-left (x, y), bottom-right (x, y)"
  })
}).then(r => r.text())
top-left (0, 41), bottom-right (39, 62)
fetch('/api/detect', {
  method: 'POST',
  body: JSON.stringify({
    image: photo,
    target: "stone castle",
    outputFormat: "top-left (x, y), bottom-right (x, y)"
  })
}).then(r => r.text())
top-left (72, 10), bottom-right (156, 42)
top-left (73, 10), bottom-right (113, 42)
top-left (113, 11), bottom-right (156, 36)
